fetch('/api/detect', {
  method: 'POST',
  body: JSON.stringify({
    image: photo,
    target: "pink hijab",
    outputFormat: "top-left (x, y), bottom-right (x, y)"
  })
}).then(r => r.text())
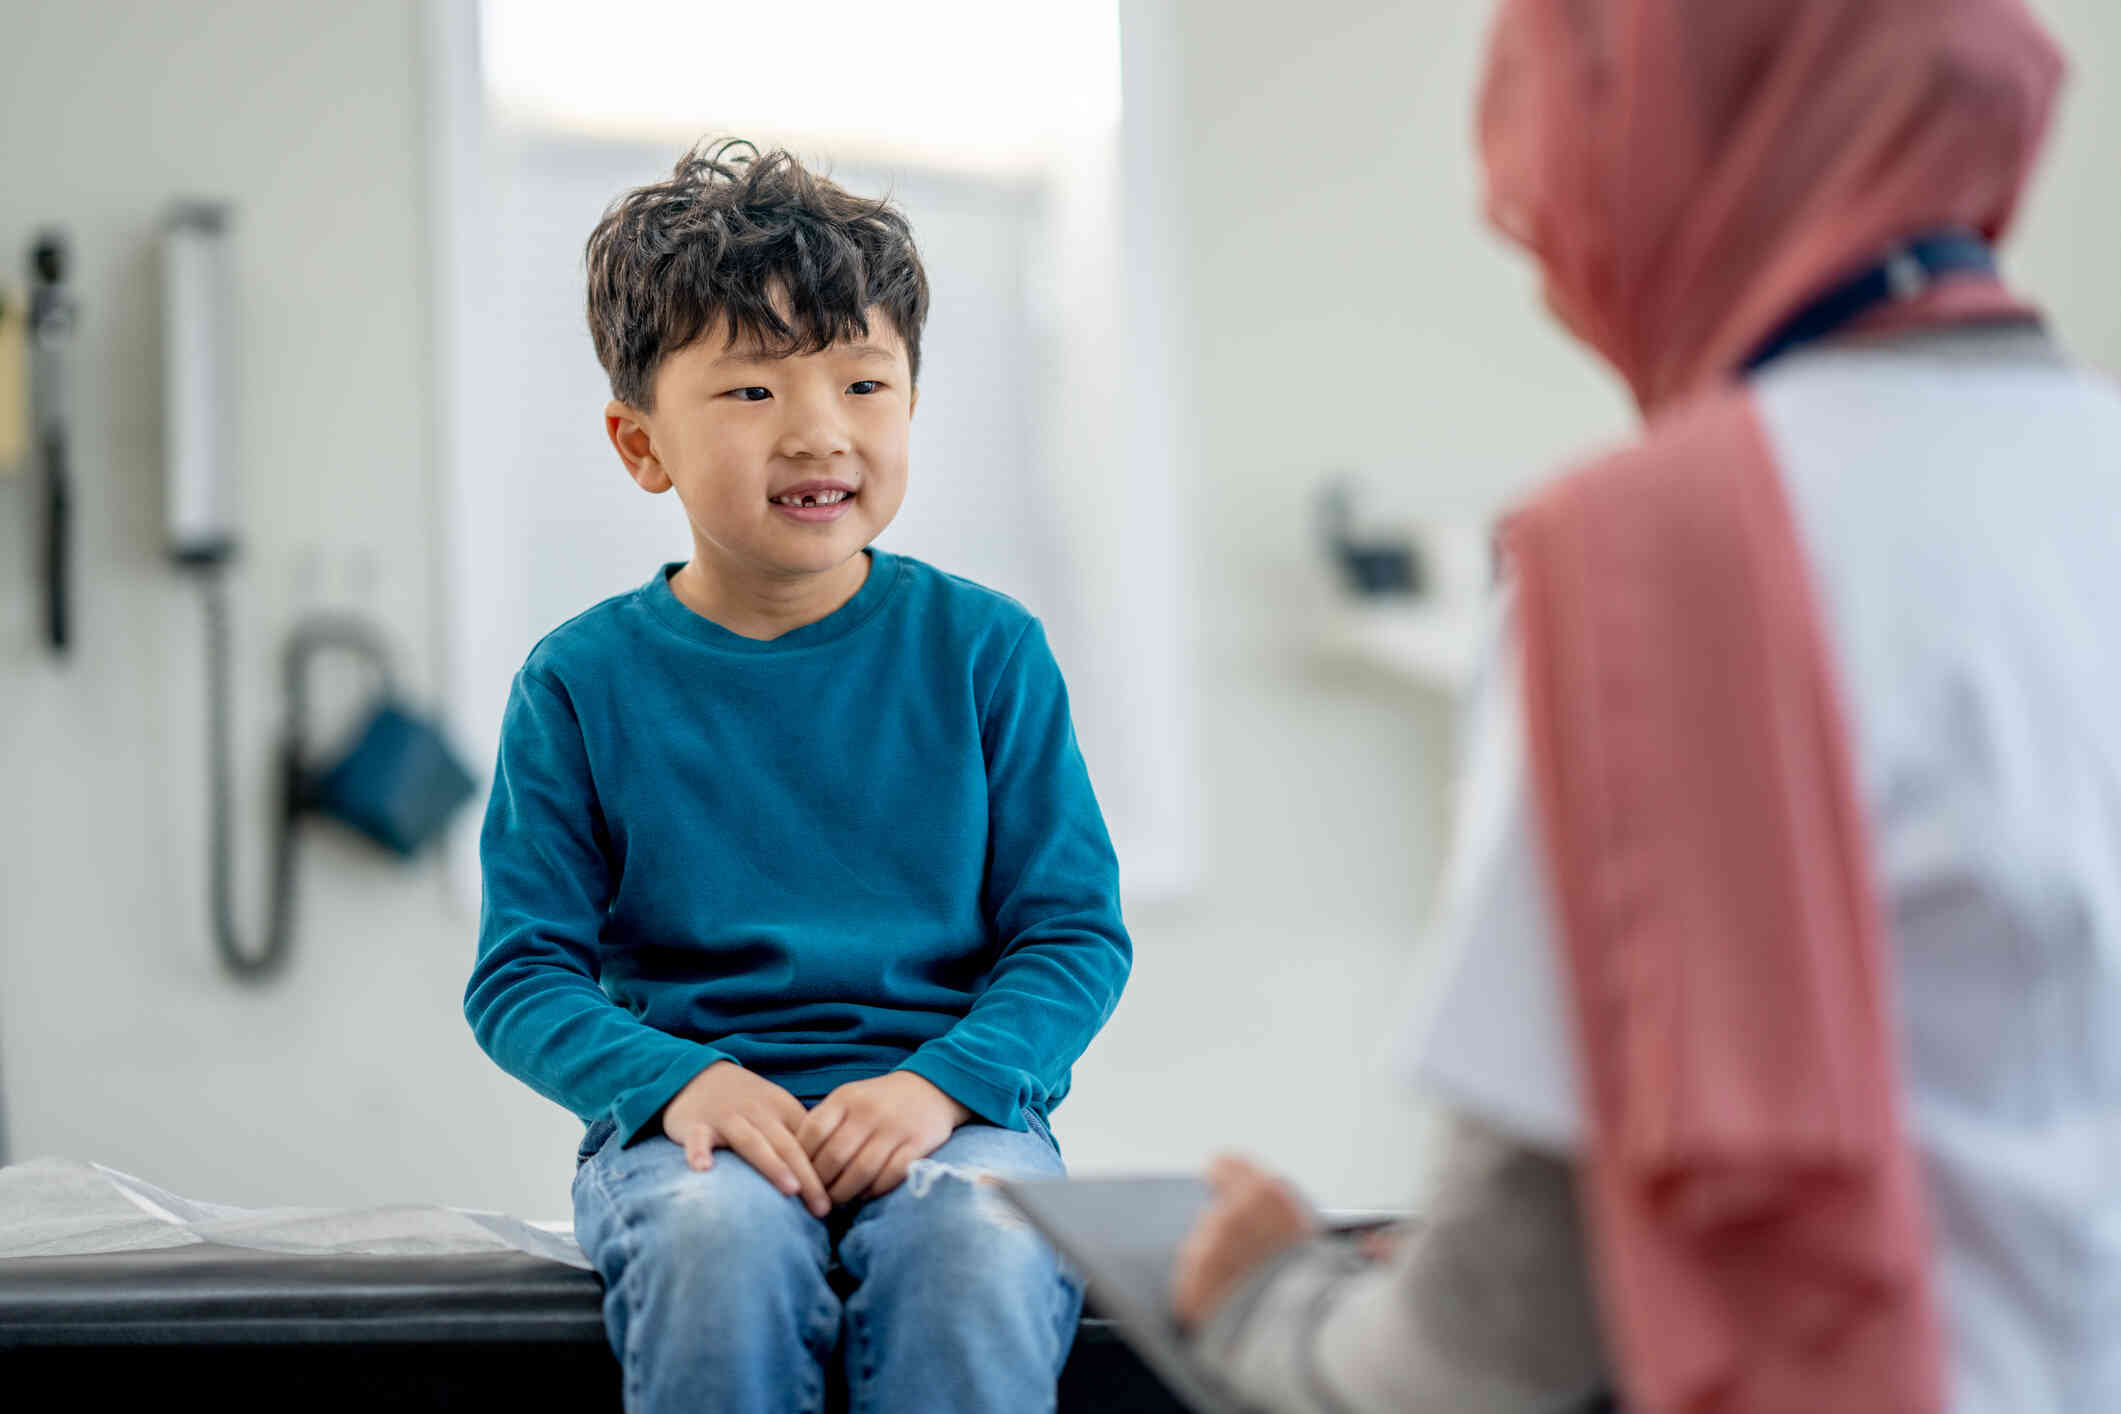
top-left (1481, 2), bottom-right (2062, 1411)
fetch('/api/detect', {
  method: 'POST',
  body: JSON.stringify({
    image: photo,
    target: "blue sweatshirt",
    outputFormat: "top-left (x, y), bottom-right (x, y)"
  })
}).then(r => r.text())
top-left (465, 549), bottom-right (1131, 1148)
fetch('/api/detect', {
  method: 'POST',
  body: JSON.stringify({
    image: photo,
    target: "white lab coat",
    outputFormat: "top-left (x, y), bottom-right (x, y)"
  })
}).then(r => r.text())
top-left (1409, 324), bottom-right (2121, 1414)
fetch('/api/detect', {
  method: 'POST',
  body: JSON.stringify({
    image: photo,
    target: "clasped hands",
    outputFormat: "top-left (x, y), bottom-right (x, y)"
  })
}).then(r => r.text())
top-left (660, 1061), bottom-right (973, 1219)
top-left (663, 1067), bottom-right (1360, 1333)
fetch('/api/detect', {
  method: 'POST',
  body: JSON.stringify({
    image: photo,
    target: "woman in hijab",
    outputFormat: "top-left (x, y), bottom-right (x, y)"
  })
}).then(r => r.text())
top-left (1169, 2), bottom-right (2118, 1412)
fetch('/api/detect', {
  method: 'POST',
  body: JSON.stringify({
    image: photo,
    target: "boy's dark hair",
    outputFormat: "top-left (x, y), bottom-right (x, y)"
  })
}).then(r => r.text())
top-left (585, 139), bottom-right (930, 410)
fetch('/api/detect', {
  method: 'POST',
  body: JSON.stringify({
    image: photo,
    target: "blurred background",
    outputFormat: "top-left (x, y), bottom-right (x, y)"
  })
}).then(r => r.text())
top-left (0, 0), bottom-right (2116, 1221)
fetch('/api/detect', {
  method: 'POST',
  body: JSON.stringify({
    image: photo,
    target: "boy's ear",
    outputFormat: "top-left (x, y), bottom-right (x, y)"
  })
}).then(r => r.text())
top-left (605, 400), bottom-right (671, 493)
top-left (908, 384), bottom-right (918, 419)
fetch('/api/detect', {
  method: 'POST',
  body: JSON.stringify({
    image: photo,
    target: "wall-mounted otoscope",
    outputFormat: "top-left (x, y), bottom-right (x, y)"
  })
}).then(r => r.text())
top-left (29, 231), bottom-right (77, 654)
top-left (162, 204), bottom-right (474, 983)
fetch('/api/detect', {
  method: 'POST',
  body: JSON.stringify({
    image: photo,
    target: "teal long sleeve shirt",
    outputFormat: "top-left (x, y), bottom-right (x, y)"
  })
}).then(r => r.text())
top-left (465, 550), bottom-right (1132, 1147)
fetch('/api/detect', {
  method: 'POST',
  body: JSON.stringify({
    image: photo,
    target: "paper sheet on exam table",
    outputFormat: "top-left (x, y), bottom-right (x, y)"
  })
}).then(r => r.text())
top-left (0, 1157), bottom-right (590, 1269)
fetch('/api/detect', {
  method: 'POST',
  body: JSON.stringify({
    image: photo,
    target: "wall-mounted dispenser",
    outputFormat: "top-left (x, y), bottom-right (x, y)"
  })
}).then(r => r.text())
top-left (162, 203), bottom-right (475, 982)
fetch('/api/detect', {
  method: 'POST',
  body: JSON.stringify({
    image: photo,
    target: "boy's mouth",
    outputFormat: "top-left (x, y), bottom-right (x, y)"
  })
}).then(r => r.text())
top-left (769, 481), bottom-right (858, 523)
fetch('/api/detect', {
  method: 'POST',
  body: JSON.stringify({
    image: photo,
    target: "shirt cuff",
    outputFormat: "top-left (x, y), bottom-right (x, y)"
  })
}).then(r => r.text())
top-left (613, 1046), bottom-right (734, 1147)
top-left (897, 1049), bottom-right (1027, 1131)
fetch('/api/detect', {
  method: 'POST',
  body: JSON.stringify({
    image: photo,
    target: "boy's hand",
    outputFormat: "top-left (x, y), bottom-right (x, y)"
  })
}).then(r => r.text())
top-left (661, 1060), bottom-right (832, 1218)
top-left (796, 1071), bottom-right (975, 1205)
top-left (1171, 1155), bottom-right (1321, 1330)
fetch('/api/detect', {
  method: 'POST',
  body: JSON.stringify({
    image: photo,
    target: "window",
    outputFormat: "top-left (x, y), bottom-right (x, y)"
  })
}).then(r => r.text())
top-left (430, 0), bottom-right (1196, 903)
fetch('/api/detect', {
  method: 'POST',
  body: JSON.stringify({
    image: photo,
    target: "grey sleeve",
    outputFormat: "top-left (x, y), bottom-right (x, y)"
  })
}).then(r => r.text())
top-left (1189, 1113), bottom-right (1609, 1414)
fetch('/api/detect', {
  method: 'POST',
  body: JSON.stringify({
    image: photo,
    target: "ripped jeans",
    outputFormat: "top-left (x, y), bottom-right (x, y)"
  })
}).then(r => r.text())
top-left (571, 1106), bottom-right (1081, 1414)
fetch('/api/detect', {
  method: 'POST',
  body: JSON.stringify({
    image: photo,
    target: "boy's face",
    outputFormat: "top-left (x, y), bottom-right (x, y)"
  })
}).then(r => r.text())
top-left (605, 311), bottom-right (915, 585)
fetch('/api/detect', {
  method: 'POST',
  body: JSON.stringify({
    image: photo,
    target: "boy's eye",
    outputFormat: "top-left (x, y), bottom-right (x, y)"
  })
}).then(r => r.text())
top-left (847, 380), bottom-right (881, 395)
top-left (726, 386), bottom-right (771, 402)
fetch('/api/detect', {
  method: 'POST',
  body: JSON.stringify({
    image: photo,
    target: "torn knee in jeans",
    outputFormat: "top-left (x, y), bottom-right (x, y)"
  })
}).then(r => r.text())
top-left (902, 1160), bottom-right (1032, 1230)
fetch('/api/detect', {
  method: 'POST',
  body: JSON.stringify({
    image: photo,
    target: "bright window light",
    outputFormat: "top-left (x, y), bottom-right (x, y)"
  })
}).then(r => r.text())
top-left (480, 0), bottom-right (1122, 172)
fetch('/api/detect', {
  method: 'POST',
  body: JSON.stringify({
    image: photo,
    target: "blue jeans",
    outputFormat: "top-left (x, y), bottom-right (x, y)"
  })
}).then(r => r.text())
top-left (572, 1106), bottom-right (1082, 1414)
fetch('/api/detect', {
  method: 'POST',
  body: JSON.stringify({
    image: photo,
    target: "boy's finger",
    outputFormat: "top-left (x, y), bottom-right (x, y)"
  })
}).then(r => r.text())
top-left (684, 1124), bottom-right (718, 1172)
top-left (722, 1116), bottom-right (802, 1198)
top-left (869, 1147), bottom-right (918, 1198)
top-left (829, 1134), bottom-right (900, 1206)
top-left (758, 1120), bottom-right (832, 1219)
top-left (796, 1101), bottom-right (843, 1156)
top-left (814, 1120), bottom-right (869, 1189)
top-left (770, 1087), bottom-right (810, 1134)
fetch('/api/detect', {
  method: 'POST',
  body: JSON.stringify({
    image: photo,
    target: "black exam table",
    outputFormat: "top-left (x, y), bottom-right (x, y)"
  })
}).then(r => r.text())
top-left (0, 1242), bottom-right (1189, 1412)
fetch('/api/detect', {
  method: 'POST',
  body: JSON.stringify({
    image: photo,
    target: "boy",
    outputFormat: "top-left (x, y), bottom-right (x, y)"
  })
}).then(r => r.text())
top-left (464, 141), bottom-right (1133, 1414)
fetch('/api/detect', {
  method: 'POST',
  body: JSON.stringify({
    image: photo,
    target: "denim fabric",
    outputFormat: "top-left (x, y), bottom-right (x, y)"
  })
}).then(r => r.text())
top-left (572, 1112), bottom-right (1081, 1414)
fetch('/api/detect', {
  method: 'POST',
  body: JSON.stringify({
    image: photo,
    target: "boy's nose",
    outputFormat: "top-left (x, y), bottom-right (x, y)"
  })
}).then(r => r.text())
top-left (774, 400), bottom-right (853, 460)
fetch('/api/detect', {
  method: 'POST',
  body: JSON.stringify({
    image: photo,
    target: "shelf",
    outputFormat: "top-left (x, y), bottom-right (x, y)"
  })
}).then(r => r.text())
top-left (1322, 596), bottom-right (1484, 692)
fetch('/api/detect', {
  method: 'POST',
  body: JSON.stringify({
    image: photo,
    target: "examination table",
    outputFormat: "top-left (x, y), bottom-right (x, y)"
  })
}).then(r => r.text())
top-left (0, 1241), bottom-right (1187, 1412)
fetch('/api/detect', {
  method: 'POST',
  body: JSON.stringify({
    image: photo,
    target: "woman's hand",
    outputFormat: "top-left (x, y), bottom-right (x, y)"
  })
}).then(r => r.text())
top-left (796, 1071), bottom-right (974, 1205)
top-left (1171, 1155), bottom-right (1321, 1330)
top-left (660, 1060), bottom-right (832, 1218)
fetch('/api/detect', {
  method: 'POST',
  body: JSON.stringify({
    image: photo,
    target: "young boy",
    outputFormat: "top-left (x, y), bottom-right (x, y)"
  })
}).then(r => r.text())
top-left (464, 142), bottom-right (1133, 1414)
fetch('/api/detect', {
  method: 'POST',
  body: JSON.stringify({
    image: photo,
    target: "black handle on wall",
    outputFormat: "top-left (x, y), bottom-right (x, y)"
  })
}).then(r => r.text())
top-left (30, 232), bottom-right (75, 657)
top-left (42, 429), bottom-right (68, 652)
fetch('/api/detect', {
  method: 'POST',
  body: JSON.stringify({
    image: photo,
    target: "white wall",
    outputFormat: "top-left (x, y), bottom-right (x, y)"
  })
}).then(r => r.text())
top-left (0, 0), bottom-right (581, 1212)
top-left (2015, 0), bottom-right (2121, 368)
top-left (1051, 0), bottom-right (1631, 1206)
top-left (3, 0), bottom-right (2119, 1220)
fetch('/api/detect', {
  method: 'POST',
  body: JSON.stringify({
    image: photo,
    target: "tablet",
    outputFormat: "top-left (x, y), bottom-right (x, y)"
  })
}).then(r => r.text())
top-left (995, 1175), bottom-right (1246, 1414)
top-left (996, 1177), bottom-right (1400, 1414)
